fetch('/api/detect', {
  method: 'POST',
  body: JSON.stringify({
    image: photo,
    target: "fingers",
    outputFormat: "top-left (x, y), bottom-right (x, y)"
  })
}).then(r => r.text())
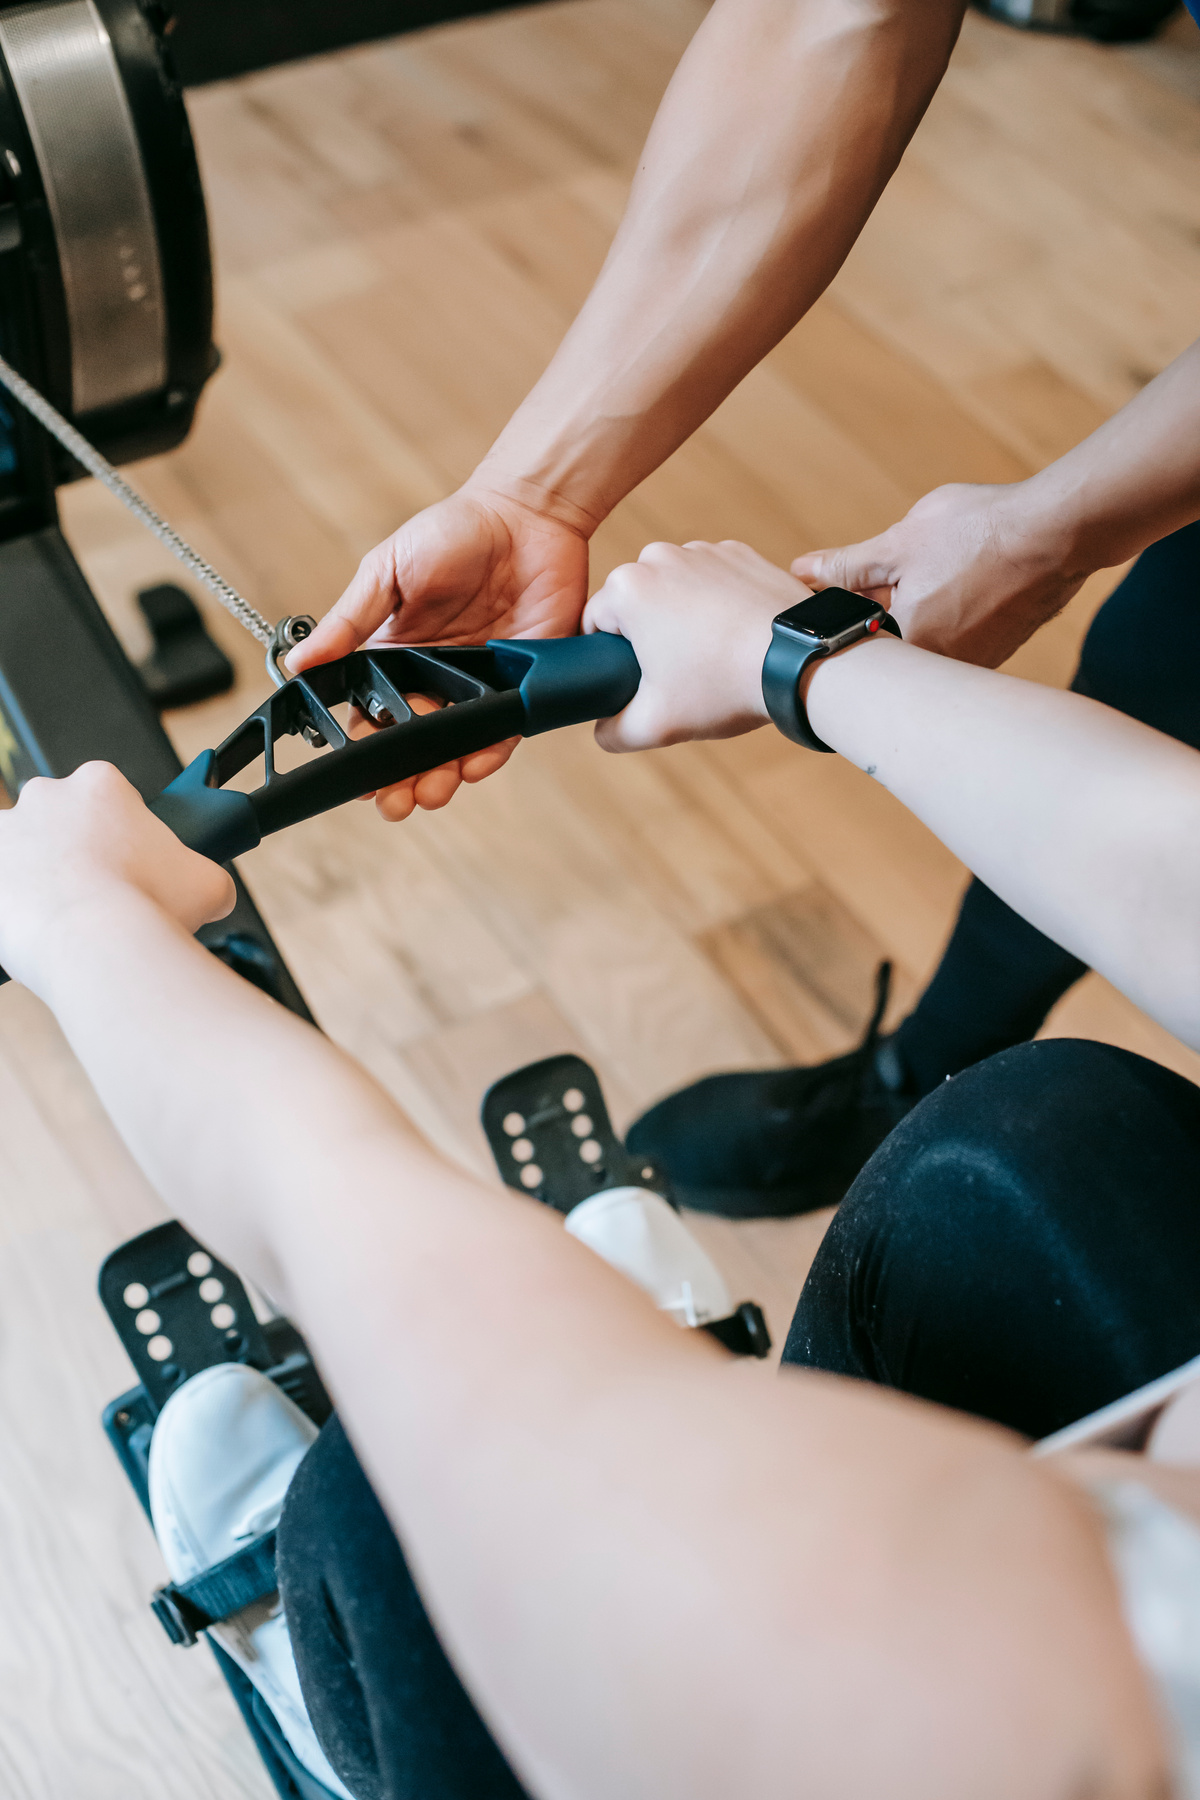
top-left (582, 582), bottom-right (621, 637)
top-left (374, 779), bottom-right (417, 823)
top-left (359, 690), bottom-right (456, 820)
top-left (791, 536), bottom-right (896, 601)
top-left (37, 764), bottom-right (239, 931)
top-left (460, 737), bottom-right (520, 784)
top-left (584, 540), bottom-right (690, 635)
top-left (344, 681), bottom-right (522, 823)
top-left (373, 766), bottom-right (455, 822)
top-left (287, 541), bottom-right (399, 674)
top-left (593, 709), bottom-right (657, 755)
top-left (375, 737), bottom-right (517, 820)
top-left (376, 764), bottom-right (461, 822)
top-left (635, 539), bottom-right (682, 567)
top-left (584, 581), bottom-right (648, 750)
top-left (201, 868), bottom-right (239, 925)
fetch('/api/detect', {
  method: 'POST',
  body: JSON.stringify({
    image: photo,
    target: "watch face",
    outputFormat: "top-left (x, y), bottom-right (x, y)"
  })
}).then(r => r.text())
top-left (775, 587), bottom-right (879, 643)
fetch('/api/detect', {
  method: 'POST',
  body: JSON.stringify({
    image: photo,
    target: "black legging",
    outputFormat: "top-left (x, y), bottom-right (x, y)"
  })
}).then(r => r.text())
top-left (276, 1037), bottom-right (1200, 1800)
top-left (277, 1414), bottom-right (529, 1800)
top-left (893, 519), bottom-right (1200, 1094)
top-left (784, 1038), bottom-right (1200, 1436)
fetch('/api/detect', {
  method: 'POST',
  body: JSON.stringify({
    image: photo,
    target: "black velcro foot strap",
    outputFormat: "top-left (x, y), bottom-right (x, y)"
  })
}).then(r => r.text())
top-left (704, 1301), bottom-right (772, 1360)
top-left (151, 1528), bottom-right (278, 1647)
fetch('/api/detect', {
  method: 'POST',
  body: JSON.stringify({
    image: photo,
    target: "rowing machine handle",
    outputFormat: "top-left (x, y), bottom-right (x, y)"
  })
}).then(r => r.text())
top-left (149, 751), bottom-right (260, 865)
top-left (150, 632), bottom-right (642, 864)
top-left (0, 632), bottom-right (642, 985)
top-left (490, 632), bottom-right (641, 736)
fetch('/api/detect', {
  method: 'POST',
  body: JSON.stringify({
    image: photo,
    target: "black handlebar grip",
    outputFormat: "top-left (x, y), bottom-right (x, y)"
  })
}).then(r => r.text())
top-left (149, 750), bottom-right (261, 863)
top-left (491, 632), bottom-right (642, 735)
top-left (0, 633), bottom-right (644, 987)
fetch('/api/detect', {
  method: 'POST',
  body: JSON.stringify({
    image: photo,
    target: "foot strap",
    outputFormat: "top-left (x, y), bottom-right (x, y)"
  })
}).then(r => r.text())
top-left (151, 1529), bottom-right (278, 1647)
top-left (704, 1301), bottom-right (772, 1360)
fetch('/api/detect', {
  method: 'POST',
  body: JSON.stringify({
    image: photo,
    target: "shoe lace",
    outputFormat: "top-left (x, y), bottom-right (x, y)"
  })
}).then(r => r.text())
top-left (855, 960), bottom-right (893, 1079)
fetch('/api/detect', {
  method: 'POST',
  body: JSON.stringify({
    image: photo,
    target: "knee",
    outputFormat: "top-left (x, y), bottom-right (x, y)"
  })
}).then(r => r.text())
top-left (912, 1037), bottom-right (1200, 1171)
top-left (912, 1026), bottom-right (1189, 1147)
top-left (827, 1039), bottom-right (1078, 1241)
top-left (807, 1038), bottom-right (1200, 1282)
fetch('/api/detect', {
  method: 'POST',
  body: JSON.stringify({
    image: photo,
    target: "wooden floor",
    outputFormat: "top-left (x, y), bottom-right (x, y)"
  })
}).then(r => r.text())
top-left (2, 3), bottom-right (1199, 1791)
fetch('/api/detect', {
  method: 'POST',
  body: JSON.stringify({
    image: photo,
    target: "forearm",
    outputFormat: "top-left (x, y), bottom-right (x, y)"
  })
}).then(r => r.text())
top-left (478, 0), bottom-right (963, 527)
top-left (806, 638), bottom-right (1200, 1044)
top-left (34, 899), bottom-right (418, 1294)
top-left (31, 903), bottom-right (840, 1796)
top-left (31, 885), bottom-right (1152, 1798)
top-left (1018, 338), bottom-right (1200, 580)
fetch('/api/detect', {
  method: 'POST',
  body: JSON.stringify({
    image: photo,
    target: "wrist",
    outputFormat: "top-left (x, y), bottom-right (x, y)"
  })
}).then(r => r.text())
top-left (467, 455), bottom-right (608, 540)
top-left (9, 882), bottom-right (163, 1005)
top-left (477, 373), bottom-right (669, 534)
top-left (764, 589), bottom-right (899, 750)
top-left (1018, 461), bottom-right (1167, 583)
top-left (799, 631), bottom-right (900, 747)
top-left (978, 475), bottom-right (1095, 590)
top-left (743, 616), bottom-right (776, 725)
top-left (796, 639), bottom-right (854, 710)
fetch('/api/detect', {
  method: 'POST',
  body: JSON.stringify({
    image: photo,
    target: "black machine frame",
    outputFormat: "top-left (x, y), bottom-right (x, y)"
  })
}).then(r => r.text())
top-left (0, 179), bottom-right (299, 999)
top-left (0, 0), bottom-right (305, 1001)
top-left (0, 0), bottom-right (216, 471)
top-left (0, 515), bottom-right (315, 1014)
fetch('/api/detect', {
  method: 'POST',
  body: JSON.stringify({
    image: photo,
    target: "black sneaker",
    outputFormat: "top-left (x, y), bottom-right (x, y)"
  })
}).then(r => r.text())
top-left (625, 963), bottom-right (917, 1219)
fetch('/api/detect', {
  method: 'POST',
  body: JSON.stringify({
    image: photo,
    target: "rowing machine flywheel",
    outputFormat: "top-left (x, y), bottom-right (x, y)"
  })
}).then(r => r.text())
top-left (0, 0), bottom-right (215, 497)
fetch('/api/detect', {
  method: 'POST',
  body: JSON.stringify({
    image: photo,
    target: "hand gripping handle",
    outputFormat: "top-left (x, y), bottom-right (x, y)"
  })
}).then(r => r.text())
top-left (148, 750), bottom-right (259, 863)
top-left (0, 633), bottom-right (641, 986)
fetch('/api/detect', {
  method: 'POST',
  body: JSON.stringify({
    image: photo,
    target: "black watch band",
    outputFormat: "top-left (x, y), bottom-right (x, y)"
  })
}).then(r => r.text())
top-left (761, 588), bottom-right (901, 752)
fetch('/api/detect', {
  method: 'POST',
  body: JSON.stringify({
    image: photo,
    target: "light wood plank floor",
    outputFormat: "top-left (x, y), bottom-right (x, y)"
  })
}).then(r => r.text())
top-left (2, 3), bottom-right (1199, 1791)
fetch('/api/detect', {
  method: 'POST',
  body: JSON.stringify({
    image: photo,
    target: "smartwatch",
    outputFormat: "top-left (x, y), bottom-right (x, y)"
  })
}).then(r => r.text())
top-left (761, 587), bottom-right (901, 752)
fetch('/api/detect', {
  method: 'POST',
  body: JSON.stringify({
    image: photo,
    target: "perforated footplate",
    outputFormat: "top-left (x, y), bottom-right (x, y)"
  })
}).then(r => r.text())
top-left (482, 1055), bottom-right (771, 1359)
top-left (99, 1225), bottom-right (338, 1800)
top-left (99, 1221), bottom-right (332, 1423)
top-left (481, 1053), bottom-right (674, 1216)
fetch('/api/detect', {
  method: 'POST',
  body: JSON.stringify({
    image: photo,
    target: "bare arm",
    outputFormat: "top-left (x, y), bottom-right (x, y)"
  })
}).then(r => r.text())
top-left (586, 539), bottom-right (1200, 1049)
top-left (0, 767), bottom-right (1163, 1800)
top-left (474, 0), bottom-right (965, 525)
top-left (808, 641), bottom-right (1200, 1044)
top-left (791, 336), bottom-right (1200, 664)
top-left (289, 0), bottom-right (964, 817)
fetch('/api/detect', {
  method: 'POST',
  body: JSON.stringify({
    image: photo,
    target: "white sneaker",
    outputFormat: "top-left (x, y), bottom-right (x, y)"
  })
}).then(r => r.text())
top-left (564, 1185), bottom-right (734, 1326)
top-left (148, 1362), bottom-right (353, 1799)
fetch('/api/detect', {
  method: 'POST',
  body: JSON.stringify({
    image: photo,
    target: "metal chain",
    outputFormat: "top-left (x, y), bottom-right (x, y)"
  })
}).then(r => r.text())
top-left (0, 351), bottom-right (273, 647)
